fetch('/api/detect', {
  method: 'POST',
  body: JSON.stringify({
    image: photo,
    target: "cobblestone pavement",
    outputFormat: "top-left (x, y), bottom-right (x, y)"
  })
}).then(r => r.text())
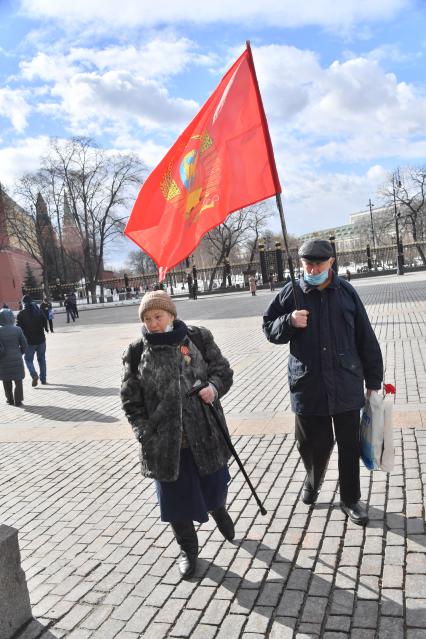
top-left (2, 430), bottom-right (426, 638)
top-left (1, 271), bottom-right (426, 638)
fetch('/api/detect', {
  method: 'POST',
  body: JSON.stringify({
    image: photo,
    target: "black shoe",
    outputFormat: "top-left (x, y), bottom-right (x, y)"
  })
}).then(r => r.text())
top-left (6, 399), bottom-right (14, 405)
top-left (41, 381), bottom-right (47, 385)
top-left (32, 375), bottom-right (39, 387)
top-left (15, 402), bottom-right (22, 407)
top-left (178, 549), bottom-right (198, 579)
top-left (340, 501), bottom-right (369, 526)
top-left (210, 506), bottom-right (235, 541)
top-left (301, 479), bottom-right (319, 505)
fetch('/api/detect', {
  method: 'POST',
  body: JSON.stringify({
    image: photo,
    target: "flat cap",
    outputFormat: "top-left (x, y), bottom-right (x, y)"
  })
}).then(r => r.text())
top-left (298, 239), bottom-right (333, 261)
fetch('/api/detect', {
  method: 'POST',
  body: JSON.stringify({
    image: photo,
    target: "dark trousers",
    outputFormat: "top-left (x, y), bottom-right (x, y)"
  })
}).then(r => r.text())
top-left (3, 380), bottom-right (23, 405)
top-left (295, 410), bottom-right (361, 505)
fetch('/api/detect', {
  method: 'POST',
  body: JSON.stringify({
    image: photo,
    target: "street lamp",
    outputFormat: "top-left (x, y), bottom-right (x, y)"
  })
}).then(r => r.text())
top-left (392, 171), bottom-right (404, 276)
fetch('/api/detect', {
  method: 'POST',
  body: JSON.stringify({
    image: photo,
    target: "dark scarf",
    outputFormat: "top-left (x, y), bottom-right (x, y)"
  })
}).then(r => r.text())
top-left (141, 319), bottom-right (188, 346)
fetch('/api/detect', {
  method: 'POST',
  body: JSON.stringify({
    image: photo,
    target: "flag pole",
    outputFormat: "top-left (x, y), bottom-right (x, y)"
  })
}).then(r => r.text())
top-left (245, 40), bottom-right (299, 309)
top-left (275, 193), bottom-right (300, 309)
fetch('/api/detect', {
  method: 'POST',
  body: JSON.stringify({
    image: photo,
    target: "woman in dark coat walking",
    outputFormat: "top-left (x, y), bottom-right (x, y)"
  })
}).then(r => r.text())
top-left (121, 290), bottom-right (235, 579)
top-left (0, 308), bottom-right (28, 406)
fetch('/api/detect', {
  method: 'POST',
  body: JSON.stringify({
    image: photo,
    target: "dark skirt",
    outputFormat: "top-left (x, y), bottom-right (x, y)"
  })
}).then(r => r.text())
top-left (155, 447), bottom-right (231, 523)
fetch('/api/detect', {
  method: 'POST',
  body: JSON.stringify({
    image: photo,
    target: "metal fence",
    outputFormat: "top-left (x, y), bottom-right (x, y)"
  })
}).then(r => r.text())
top-left (21, 240), bottom-right (426, 301)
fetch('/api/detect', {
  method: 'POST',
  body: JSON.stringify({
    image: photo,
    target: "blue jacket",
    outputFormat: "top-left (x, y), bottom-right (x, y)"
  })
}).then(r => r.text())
top-left (263, 272), bottom-right (383, 416)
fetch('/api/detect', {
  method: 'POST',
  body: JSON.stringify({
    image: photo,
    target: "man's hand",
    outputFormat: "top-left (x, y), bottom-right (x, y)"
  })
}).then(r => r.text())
top-left (291, 309), bottom-right (309, 328)
top-left (198, 383), bottom-right (216, 404)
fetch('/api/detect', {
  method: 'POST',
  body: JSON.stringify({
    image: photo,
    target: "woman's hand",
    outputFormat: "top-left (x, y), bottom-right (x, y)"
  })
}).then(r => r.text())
top-left (198, 383), bottom-right (216, 404)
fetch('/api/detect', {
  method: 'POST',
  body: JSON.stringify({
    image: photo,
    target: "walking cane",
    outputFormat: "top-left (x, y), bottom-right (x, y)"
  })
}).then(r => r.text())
top-left (186, 381), bottom-right (267, 516)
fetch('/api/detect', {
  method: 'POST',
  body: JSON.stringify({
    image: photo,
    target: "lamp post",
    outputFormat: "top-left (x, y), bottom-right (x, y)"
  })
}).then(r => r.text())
top-left (367, 199), bottom-right (376, 250)
top-left (393, 171), bottom-right (405, 276)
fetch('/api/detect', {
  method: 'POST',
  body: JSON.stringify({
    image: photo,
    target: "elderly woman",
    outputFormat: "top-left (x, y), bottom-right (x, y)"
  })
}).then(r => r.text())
top-left (0, 308), bottom-right (28, 406)
top-left (120, 290), bottom-right (235, 579)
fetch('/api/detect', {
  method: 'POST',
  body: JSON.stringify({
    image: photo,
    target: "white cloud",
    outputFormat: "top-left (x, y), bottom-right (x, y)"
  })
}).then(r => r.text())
top-left (252, 44), bottom-right (426, 165)
top-left (21, 37), bottom-right (209, 82)
top-left (47, 69), bottom-right (198, 134)
top-left (19, 0), bottom-right (411, 31)
top-left (0, 136), bottom-right (51, 188)
top-left (276, 164), bottom-right (391, 235)
top-left (0, 88), bottom-right (31, 132)
top-left (18, 38), bottom-right (206, 134)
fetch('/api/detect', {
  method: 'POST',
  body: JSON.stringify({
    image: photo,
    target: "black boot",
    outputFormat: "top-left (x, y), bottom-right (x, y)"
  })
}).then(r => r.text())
top-left (171, 521), bottom-right (198, 579)
top-left (210, 506), bottom-right (235, 541)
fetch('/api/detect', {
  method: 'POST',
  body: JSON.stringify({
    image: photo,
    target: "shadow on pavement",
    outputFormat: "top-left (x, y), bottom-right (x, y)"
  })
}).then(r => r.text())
top-left (185, 502), bottom-right (426, 634)
top-left (194, 534), bottom-right (425, 633)
top-left (13, 618), bottom-right (58, 639)
top-left (21, 405), bottom-right (119, 423)
top-left (38, 383), bottom-right (119, 397)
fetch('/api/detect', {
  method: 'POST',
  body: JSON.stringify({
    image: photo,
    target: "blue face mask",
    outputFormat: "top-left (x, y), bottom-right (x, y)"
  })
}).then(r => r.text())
top-left (303, 270), bottom-right (329, 286)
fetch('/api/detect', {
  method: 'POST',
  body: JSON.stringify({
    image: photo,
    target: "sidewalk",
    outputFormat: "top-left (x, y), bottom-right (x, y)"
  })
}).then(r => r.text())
top-left (2, 429), bottom-right (425, 638)
top-left (1, 272), bottom-right (426, 638)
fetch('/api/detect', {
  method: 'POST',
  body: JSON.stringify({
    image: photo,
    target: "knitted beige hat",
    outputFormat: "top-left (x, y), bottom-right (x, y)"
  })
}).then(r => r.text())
top-left (139, 290), bottom-right (177, 321)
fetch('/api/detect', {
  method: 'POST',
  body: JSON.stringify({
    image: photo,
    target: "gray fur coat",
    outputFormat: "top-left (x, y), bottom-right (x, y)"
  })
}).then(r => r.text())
top-left (120, 321), bottom-right (233, 481)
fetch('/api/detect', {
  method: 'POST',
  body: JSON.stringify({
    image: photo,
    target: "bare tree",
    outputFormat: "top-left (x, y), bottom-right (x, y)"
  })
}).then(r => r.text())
top-left (379, 166), bottom-right (426, 264)
top-left (243, 203), bottom-right (273, 267)
top-left (2, 180), bottom-right (54, 293)
top-left (126, 249), bottom-right (157, 276)
top-left (44, 137), bottom-right (146, 301)
top-left (204, 208), bottom-right (256, 290)
top-left (0, 184), bottom-right (11, 251)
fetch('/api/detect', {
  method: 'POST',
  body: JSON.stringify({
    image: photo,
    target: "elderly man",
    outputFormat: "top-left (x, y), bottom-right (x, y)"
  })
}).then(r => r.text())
top-left (263, 239), bottom-right (383, 525)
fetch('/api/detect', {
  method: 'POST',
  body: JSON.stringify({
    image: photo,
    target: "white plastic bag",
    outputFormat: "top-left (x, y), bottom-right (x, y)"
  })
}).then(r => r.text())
top-left (360, 389), bottom-right (394, 472)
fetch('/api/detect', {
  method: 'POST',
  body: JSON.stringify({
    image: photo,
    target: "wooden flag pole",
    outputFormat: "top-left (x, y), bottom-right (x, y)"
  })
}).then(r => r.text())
top-left (275, 192), bottom-right (300, 309)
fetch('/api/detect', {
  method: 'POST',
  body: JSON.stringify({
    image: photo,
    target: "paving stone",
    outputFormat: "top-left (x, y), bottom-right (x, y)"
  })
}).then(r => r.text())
top-left (353, 600), bottom-right (379, 628)
top-left (169, 610), bottom-right (202, 637)
top-left (123, 606), bottom-right (158, 633)
top-left (325, 615), bottom-right (351, 632)
top-left (406, 574), bottom-right (426, 597)
top-left (381, 588), bottom-right (404, 617)
top-left (111, 595), bottom-right (143, 621)
top-left (91, 618), bottom-right (126, 638)
top-left (379, 616), bottom-right (404, 638)
top-left (80, 605), bottom-right (115, 630)
top-left (243, 607), bottom-right (273, 634)
top-left (406, 598), bottom-right (426, 627)
top-left (52, 604), bottom-right (92, 631)
top-left (215, 614), bottom-right (247, 638)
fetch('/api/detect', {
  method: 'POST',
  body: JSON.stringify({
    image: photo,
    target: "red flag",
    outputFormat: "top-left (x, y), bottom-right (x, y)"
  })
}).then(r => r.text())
top-left (125, 42), bottom-right (281, 280)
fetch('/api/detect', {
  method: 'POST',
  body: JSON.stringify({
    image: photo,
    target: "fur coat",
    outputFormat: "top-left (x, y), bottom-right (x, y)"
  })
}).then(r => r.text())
top-left (121, 320), bottom-right (233, 481)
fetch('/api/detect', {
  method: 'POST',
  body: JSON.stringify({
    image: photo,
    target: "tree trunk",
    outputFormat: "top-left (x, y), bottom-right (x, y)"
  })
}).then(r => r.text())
top-left (90, 282), bottom-right (97, 304)
top-left (248, 233), bottom-right (259, 268)
top-left (411, 224), bottom-right (426, 264)
top-left (208, 266), bottom-right (218, 291)
top-left (42, 270), bottom-right (51, 299)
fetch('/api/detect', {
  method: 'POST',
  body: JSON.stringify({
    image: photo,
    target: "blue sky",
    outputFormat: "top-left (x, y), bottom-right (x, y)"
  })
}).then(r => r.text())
top-left (1, 0), bottom-right (425, 266)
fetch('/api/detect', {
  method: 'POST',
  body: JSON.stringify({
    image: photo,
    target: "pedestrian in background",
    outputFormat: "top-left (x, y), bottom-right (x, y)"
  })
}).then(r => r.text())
top-left (249, 275), bottom-right (257, 296)
top-left (69, 291), bottom-right (79, 318)
top-left (269, 273), bottom-right (275, 291)
top-left (64, 295), bottom-right (76, 323)
top-left (40, 297), bottom-right (54, 333)
top-left (17, 295), bottom-right (48, 387)
top-left (263, 239), bottom-right (383, 526)
top-left (121, 290), bottom-right (235, 579)
top-left (0, 308), bottom-right (27, 406)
